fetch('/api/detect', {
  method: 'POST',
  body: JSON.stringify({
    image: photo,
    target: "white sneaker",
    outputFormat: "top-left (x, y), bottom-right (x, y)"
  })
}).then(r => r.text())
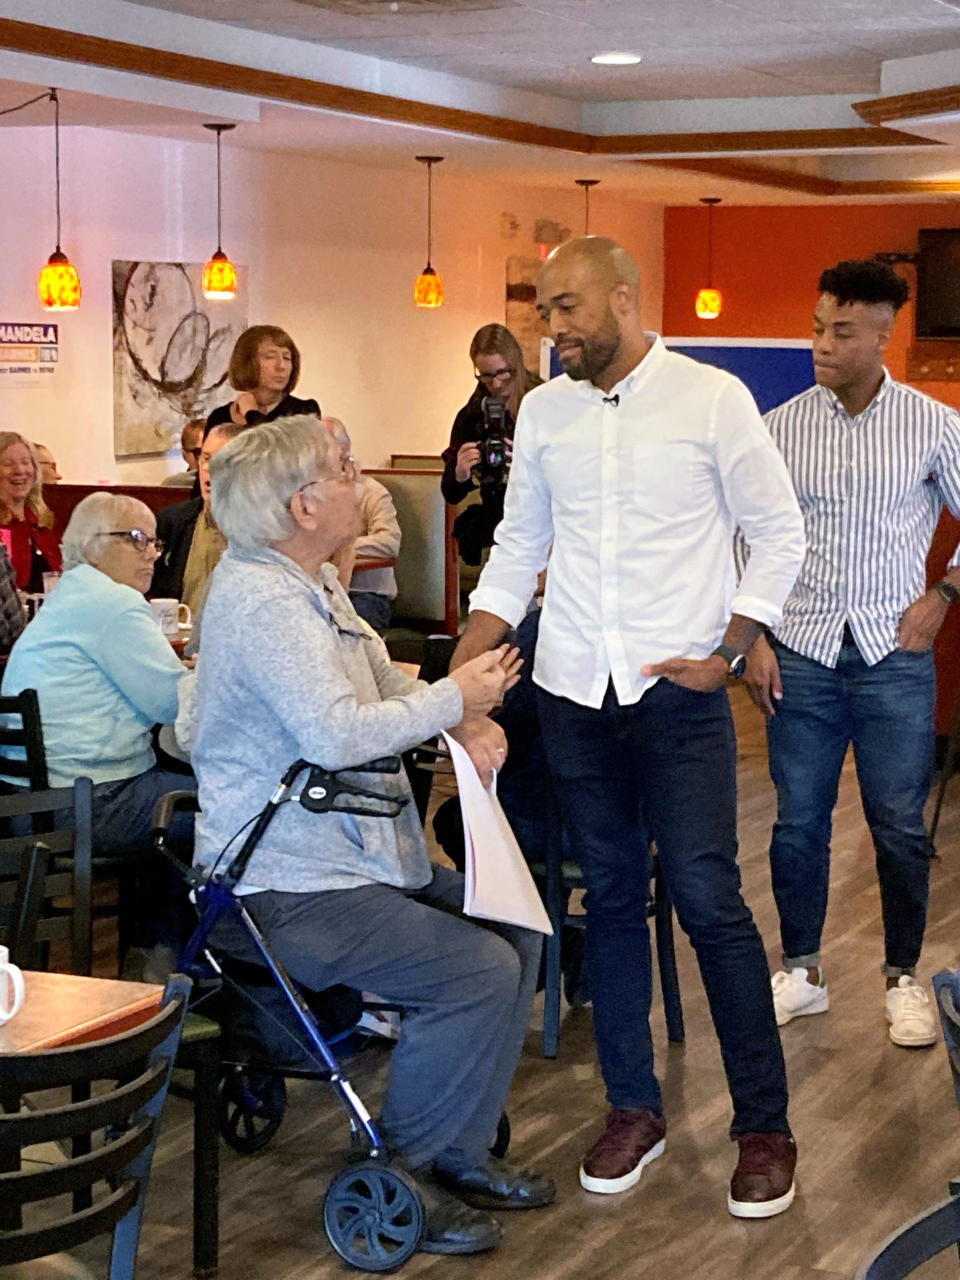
top-left (771, 967), bottom-right (828, 1027)
top-left (886, 976), bottom-right (937, 1047)
top-left (356, 1007), bottom-right (401, 1042)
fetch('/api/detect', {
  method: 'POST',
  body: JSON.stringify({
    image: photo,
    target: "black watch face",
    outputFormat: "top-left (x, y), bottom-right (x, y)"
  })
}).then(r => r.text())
top-left (729, 655), bottom-right (747, 679)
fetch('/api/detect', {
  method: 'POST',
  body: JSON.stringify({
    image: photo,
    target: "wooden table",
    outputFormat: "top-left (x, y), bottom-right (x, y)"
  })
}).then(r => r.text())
top-left (0, 970), bottom-right (163, 1053)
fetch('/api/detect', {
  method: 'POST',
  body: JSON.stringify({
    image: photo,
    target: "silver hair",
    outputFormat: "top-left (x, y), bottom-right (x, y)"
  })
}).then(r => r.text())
top-left (209, 415), bottom-right (337, 552)
top-left (61, 492), bottom-right (155, 571)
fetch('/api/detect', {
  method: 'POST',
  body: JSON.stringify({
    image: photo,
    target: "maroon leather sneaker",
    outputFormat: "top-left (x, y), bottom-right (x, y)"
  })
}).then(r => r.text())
top-left (579, 1108), bottom-right (666, 1194)
top-left (728, 1132), bottom-right (797, 1219)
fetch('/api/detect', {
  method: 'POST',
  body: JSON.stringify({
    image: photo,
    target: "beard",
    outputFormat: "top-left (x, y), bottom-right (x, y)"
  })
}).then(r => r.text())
top-left (560, 306), bottom-right (621, 382)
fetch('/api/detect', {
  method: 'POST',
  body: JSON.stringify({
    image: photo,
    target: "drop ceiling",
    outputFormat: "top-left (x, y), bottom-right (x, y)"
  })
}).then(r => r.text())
top-left (3, 0), bottom-right (960, 201)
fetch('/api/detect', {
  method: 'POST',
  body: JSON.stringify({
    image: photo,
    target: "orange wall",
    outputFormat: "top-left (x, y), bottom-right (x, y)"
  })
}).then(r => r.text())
top-left (662, 201), bottom-right (960, 411)
top-left (663, 200), bottom-right (960, 732)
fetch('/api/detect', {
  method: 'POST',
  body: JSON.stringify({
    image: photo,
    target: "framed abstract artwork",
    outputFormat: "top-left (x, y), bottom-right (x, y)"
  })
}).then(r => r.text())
top-left (112, 260), bottom-right (247, 457)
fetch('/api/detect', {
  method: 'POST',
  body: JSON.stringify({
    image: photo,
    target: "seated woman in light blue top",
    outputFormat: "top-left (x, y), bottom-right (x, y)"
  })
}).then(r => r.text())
top-left (2, 492), bottom-right (193, 960)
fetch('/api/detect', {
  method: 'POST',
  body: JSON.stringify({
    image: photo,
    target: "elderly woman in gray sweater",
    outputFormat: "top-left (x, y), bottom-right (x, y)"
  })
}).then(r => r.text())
top-left (192, 416), bottom-right (553, 1257)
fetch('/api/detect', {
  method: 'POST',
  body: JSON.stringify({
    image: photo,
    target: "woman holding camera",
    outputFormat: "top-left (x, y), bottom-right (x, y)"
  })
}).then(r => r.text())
top-left (440, 324), bottom-right (540, 564)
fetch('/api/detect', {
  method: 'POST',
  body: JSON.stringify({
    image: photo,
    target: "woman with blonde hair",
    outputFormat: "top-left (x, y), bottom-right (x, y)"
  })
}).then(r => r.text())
top-left (0, 431), bottom-right (62, 590)
top-left (441, 324), bottom-right (541, 563)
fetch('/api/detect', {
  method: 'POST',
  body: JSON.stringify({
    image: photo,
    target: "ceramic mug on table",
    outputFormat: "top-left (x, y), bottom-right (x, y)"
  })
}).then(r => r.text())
top-left (149, 598), bottom-right (192, 637)
top-left (0, 944), bottom-right (25, 1025)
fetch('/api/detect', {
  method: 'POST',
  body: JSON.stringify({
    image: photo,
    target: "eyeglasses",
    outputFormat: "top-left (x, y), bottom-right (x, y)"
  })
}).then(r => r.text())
top-left (287, 456), bottom-right (360, 507)
top-left (475, 367), bottom-right (513, 385)
top-left (104, 529), bottom-right (164, 554)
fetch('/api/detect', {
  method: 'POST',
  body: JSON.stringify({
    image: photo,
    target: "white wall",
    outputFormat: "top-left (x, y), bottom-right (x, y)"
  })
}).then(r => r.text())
top-left (0, 126), bottom-right (663, 483)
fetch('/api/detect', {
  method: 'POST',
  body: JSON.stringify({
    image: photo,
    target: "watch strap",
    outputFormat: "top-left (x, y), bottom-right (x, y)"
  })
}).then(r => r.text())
top-left (936, 579), bottom-right (960, 607)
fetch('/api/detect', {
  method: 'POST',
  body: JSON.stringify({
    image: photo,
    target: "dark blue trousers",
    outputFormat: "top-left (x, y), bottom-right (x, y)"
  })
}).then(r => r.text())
top-left (537, 679), bottom-right (790, 1137)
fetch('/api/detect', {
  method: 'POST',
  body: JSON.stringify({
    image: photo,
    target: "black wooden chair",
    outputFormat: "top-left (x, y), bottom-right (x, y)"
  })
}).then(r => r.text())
top-left (0, 779), bottom-right (93, 976)
top-left (853, 969), bottom-right (960, 1276)
top-left (530, 801), bottom-right (684, 1059)
top-left (0, 684), bottom-right (178, 975)
top-left (0, 973), bottom-right (191, 1280)
top-left (855, 1195), bottom-right (960, 1278)
top-left (3, 782), bottom-right (218, 1280)
top-left (934, 968), bottom-right (960, 1112)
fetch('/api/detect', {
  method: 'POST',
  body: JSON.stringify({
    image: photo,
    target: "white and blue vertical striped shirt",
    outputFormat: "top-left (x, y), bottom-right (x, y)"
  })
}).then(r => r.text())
top-left (763, 372), bottom-right (960, 667)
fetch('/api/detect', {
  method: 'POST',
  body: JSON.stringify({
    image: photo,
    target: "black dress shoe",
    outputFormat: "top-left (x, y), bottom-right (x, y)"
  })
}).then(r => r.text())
top-left (434, 1156), bottom-right (556, 1210)
top-left (411, 1169), bottom-right (502, 1255)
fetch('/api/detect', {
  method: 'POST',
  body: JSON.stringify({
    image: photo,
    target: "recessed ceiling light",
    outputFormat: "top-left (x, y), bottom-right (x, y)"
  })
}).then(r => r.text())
top-left (591, 51), bottom-right (642, 66)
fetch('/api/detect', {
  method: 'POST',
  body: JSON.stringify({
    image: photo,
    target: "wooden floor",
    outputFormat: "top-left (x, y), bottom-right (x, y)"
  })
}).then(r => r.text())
top-left (134, 686), bottom-right (960, 1280)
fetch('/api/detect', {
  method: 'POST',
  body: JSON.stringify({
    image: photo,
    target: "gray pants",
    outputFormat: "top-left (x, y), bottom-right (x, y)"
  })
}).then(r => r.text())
top-left (225, 863), bottom-right (542, 1169)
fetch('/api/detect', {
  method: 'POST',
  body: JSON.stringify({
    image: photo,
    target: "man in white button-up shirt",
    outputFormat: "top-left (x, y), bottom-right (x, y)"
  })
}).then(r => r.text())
top-left (453, 237), bottom-right (805, 1219)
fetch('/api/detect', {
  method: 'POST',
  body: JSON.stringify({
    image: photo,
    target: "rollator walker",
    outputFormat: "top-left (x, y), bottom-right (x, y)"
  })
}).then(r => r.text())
top-left (155, 754), bottom-right (509, 1274)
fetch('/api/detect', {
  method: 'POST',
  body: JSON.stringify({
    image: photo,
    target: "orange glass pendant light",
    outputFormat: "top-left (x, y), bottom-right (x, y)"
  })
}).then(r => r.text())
top-left (37, 89), bottom-right (81, 312)
top-left (414, 156), bottom-right (444, 308)
top-left (202, 123), bottom-right (238, 301)
top-left (694, 197), bottom-right (722, 321)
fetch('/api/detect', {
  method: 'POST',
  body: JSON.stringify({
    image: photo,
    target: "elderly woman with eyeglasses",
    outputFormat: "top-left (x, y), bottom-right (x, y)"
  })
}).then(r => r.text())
top-left (191, 414), bottom-right (553, 1255)
top-left (1, 492), bottom-right (193, 971)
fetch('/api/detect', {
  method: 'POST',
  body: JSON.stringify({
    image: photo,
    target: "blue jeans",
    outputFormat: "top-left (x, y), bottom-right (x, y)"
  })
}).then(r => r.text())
top-left (349, 591), bottom-right (392, 635)
top-left (767, 638), bottom-right (935, 976)
top-left (537, 680), bottom-right (790, 1137)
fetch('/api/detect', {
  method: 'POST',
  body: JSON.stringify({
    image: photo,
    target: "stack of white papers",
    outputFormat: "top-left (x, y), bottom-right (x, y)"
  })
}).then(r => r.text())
top-left (441, 731), bottom-right (553, 936)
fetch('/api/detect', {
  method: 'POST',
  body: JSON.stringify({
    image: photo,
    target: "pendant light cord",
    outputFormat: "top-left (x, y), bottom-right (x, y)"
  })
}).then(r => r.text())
top-left (53, 88), bottom-right (62, 252)
top-left (426, 159), bottom-right (433, 268)
top-left (0, 87), bottom-right (63, 251)
top-left (216, 126), bottom-right (223, 254)
top-left (707, 203), bottom-right (713, 287)
top-left (0, 88), bottom-right (54, 118)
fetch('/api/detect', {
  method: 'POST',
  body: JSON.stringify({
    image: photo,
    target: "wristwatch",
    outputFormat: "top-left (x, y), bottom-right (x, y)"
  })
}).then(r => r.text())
top-left (935, 579), bottom-right (960, 607)
top-left (712, 644), bottom-right (747, 679)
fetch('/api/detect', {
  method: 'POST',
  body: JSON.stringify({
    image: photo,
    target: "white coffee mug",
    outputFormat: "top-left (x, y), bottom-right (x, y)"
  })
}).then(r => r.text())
top-left (150, 598), bottom-right (192, 637)
top-left (0, 944), bottom-right (25, 1025)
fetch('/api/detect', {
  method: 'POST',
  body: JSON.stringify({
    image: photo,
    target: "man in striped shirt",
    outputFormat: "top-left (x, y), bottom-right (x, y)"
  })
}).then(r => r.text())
top-left (744, 258), bottom-right (960, 1048)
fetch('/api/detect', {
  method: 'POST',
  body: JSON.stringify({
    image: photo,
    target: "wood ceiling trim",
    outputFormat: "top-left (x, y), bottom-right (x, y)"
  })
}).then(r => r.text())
top-left (595, 126), bottom-right (931, 155)
top-left (854, 84), bottom-right (960, 127)
top-left (0, 17), bottom-right (593, 151)
top-left (0, 17), bottom-right (937, 158)
top-left (642, 156), bottom-right (960, 196)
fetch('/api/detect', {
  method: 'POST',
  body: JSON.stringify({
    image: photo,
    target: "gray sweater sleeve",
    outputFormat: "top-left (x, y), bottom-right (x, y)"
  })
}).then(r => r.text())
top-left (237, 585), bottom-right (462, 769)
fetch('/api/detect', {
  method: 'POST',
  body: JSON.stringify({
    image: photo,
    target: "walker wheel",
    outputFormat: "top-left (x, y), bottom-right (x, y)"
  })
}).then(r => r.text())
top-left (217, 1066), bottom-right (287, 1153)
top-left (323, 1161), bottom-right (424, 1272)
top-left (489, 1111), bottom-right (510, 1159)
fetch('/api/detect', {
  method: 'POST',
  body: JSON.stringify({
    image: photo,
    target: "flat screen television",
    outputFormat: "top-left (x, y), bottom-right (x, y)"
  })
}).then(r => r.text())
top-left (916, 229), bottom-right (960, 338)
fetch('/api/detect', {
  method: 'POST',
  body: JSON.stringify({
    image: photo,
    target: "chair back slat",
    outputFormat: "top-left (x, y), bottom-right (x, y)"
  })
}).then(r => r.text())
top-left (0, 990), bottom-right (184, 1092)
top-left (0, 689), bottom-right (49, 792)
top-left (0, 1183), bottom-right (140, 1266)
top-left (3, 1121), bottom-right (153, 1207)
top-left (0, 1066), bottom-right (165, 1149)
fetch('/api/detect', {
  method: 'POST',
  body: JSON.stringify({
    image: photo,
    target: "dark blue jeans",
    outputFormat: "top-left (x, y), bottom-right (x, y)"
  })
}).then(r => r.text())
top-left (537, 679), bottom-right (790, 1137)
top-left (349, 591), bottom-right (392, 635)
top-left (767, 638), bottom-right (935, 976)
